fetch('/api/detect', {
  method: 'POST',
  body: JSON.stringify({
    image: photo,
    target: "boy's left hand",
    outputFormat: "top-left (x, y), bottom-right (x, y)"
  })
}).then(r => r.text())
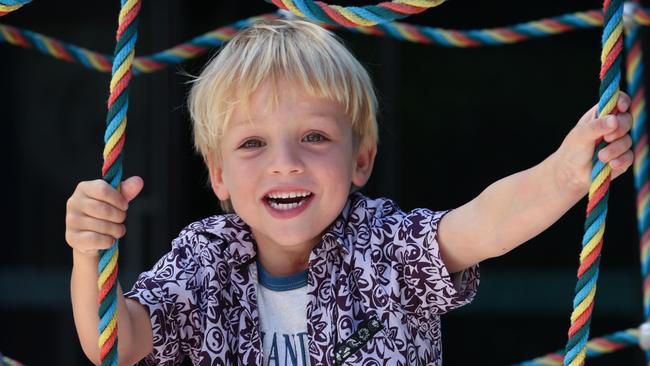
top-left (554, 92), bottom-right (634, 195)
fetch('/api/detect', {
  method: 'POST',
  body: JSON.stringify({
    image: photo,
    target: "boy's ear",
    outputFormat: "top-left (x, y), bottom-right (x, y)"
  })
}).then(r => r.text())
top-left (351, 144), bottom-right (376, 187)
top-left (206, 154), bottom-right (231, 201)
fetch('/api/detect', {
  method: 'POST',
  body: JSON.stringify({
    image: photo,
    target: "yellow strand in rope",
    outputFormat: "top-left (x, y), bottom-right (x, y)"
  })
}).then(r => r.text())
top-left (570, 286), bottom-right (598, 323)
top-left (0, 4), bottom-right (21, 12)
top-left (601, 23), bottom-right (623, 66)
top-left (589, 164), bottom-right (612, 197)
top-left (110, 50), bottom-right (134, 91)
top-left (580, 225), bottom-right (605, 262)
top-left (283, 1), bottom-right (306, 18)
top-left (335, 6), bottom-right (377, 27)
top-left (99, 316), bottom-right (117, 346)
top-left (98, 249), bottom-right (119, 288)
top-left (119, 0), bottom-right (137, 18)
top-left (103, 118), bottom-right (126, 159)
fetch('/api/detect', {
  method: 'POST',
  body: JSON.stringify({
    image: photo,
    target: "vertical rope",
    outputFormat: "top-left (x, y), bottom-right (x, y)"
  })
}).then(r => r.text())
top-left (563, 1), bottom-right (624, 365)
top-left (625, 2), bottom-right (650, 364)
top-left (0, 0), bottom-right (31, 16)
top-left (98, 1), bottom-right (141, 365)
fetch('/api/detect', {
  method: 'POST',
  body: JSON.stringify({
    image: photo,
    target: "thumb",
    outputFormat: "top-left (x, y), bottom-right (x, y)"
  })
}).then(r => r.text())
top-left (120, 176), bottom-right (144, 203)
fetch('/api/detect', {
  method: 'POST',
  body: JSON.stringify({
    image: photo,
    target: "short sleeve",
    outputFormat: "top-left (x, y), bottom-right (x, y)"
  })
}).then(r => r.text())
top-left (393, 208), bottom-right (479, 316)
top-left (124, 227), bottom-right (207, 365)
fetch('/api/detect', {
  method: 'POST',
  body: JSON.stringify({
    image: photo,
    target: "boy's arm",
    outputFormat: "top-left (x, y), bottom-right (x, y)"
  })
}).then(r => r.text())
top-left (66, 176), bottom-right (152, 365)
top-left (70, 250), bottom-right (153, 365)
top-left (438, 97), bottom-right (634, 274)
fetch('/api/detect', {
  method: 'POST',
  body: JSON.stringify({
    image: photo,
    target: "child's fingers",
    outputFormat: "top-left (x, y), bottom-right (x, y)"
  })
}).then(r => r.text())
top-left (598, 134), bottom-right (632, 163)
top-left (69, 215), bottom-right (126, 239)
top-left (80, 197), bottom-right (127, 223)
top-left (611, 150), bottom-right (634, 179)
top-left (604, 112), bottom-right (632, 142)
top-left (67, 230), bottom-right (116, 250)
top-left (79, 179), bottom-right (128, 211)
top-left (581, 113), bottom-right (631, 143)
top-left (616, 92), bottom-right (631, 114)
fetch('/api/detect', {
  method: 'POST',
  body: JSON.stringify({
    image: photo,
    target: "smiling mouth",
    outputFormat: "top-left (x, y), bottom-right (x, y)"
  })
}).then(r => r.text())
top-left (264, 192), bottom-right (314, 211)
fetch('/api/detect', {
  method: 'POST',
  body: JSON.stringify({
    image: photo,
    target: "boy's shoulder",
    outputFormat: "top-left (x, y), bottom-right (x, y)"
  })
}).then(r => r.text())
top-left (348, 192), bottom-right (442, 227)
top-left (173, 212), bottom-right (256, 268)
top-left (330, 193), bottom-right (445, 253)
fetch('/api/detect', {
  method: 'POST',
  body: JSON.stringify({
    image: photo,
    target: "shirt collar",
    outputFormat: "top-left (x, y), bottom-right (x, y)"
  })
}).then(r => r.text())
top-left (202, 192), bottom-right (366, 267)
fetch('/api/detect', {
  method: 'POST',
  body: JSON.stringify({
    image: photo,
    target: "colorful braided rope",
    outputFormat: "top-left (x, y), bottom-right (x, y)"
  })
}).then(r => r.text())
top-left (563, 0), bottom-right (624, 365)
top-left (0, 0), bottom-right (30, 17)
top-left (4, 7), bottom-right (648, 73)
top-left (633, 5), bottom-right (650, 25)
top-left (515, 328), bottom-right (639, 366)
top-left (344, 9), bottom-right (603, 47)
top-left (625, 2), bottom-right (650, 364)
top-left (0, 353), bottom-right (25, 366)
top-left (0, 14), bottom-right (275, 74)
top-left (98, 0), bottom-right (141, 365)
top-left (5, 9), bottom-right (650, 74)
top-left (269, 0), bottom-right (445, 26)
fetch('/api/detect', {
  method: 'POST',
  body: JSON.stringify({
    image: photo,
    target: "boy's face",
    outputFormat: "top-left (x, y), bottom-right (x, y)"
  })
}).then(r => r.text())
top-left (208, 78), bottom-right (375, 252)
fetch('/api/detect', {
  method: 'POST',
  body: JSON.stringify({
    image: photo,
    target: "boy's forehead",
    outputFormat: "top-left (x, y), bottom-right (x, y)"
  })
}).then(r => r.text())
top-left (227, 114), bottom-right (350, 138)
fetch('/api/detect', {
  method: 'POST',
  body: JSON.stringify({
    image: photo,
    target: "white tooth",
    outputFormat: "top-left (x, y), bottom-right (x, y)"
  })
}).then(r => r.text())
top-left (269, 200), bottom-right (304, 210)
top-left (289, 192), bottom-right (296, 198)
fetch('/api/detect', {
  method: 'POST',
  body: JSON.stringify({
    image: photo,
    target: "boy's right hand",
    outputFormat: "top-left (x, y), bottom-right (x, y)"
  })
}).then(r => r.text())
top-left (65, 176), bottom-right (144, 257)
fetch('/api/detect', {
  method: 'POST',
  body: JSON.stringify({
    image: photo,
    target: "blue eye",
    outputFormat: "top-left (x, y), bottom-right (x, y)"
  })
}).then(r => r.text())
top-left (240, 139), bottom-right (264, 149)
top-left (303, 132), bottom-right (327, 143)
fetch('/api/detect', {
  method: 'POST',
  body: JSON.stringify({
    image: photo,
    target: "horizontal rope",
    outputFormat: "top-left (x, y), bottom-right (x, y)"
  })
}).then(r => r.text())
top-left (0, 353), bottom-right (25, 366)
top-left (514, 328), bottom-right (639, 365)
top-left (3, 7), bottom-right (650, 75)
top-left (267, 0), bottom-right (445, 26)
top-left (0, 14), bottom-right (277, 74)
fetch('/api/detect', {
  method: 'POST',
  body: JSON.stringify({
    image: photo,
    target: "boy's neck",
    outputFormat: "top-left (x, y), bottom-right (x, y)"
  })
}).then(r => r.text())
top-left (253, 232), bottom-right (317, 276)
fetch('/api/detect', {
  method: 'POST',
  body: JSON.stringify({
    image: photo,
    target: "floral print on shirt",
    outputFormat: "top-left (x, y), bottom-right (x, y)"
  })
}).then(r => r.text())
top-left (125, 192), bottom-right (479, 365)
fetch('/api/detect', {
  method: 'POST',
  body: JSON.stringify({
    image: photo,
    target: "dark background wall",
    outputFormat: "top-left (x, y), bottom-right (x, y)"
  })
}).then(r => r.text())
top-left (0, 1), bottom-right (645, 364)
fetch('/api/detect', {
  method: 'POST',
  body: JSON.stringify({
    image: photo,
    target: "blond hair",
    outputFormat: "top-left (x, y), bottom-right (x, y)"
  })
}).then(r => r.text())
top-left (188, 19), bottom-right (379, 211)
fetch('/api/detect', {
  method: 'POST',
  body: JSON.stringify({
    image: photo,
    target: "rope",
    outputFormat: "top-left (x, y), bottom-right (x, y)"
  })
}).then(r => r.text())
top-left (0, 0), bottom-right (30, 17)
top-left (268, 0), bottom-right (445, 26)
top-left (98, 0), bottom-right (141, 365)
top-left (0, 14), bottom-right (275, 74)
top-left (343, 9), bottom-right (603, 47)
top-left (0, 2), bottom-right (643, 364)
top-left (514, 328), bottom-right (639, 366)
top-left (4, 7), bottom-right (650, 73)
top-left (625, 1), bottom-right (650, 364)
top-left (0, 353), bottom-right (25, 366)
top-left (563, 0), bottom-right (624, 365)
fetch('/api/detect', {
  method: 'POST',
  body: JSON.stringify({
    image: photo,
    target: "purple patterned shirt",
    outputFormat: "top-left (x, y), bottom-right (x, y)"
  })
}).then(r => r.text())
top-left (125, 192), bottom-right (480, 365)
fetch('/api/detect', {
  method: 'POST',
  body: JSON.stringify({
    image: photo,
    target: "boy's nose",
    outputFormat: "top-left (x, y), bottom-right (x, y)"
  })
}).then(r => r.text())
top-left (267, 143), bottom-right (305, 175)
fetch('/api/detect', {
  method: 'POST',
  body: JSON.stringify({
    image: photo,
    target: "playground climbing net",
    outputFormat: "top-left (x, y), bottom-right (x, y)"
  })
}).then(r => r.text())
top-left (2, 1), bottom-right (650, 365)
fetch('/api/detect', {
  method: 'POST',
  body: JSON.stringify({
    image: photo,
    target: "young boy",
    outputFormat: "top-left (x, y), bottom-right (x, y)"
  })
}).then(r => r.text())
top-left (65, 19), bottom-right (634, 366)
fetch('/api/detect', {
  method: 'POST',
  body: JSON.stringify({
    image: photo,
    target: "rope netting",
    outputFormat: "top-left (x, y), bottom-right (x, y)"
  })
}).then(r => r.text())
top-left (3, 1), bottom-right (650, 365)
top-left (3, 7), bottom-right (650, 74)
